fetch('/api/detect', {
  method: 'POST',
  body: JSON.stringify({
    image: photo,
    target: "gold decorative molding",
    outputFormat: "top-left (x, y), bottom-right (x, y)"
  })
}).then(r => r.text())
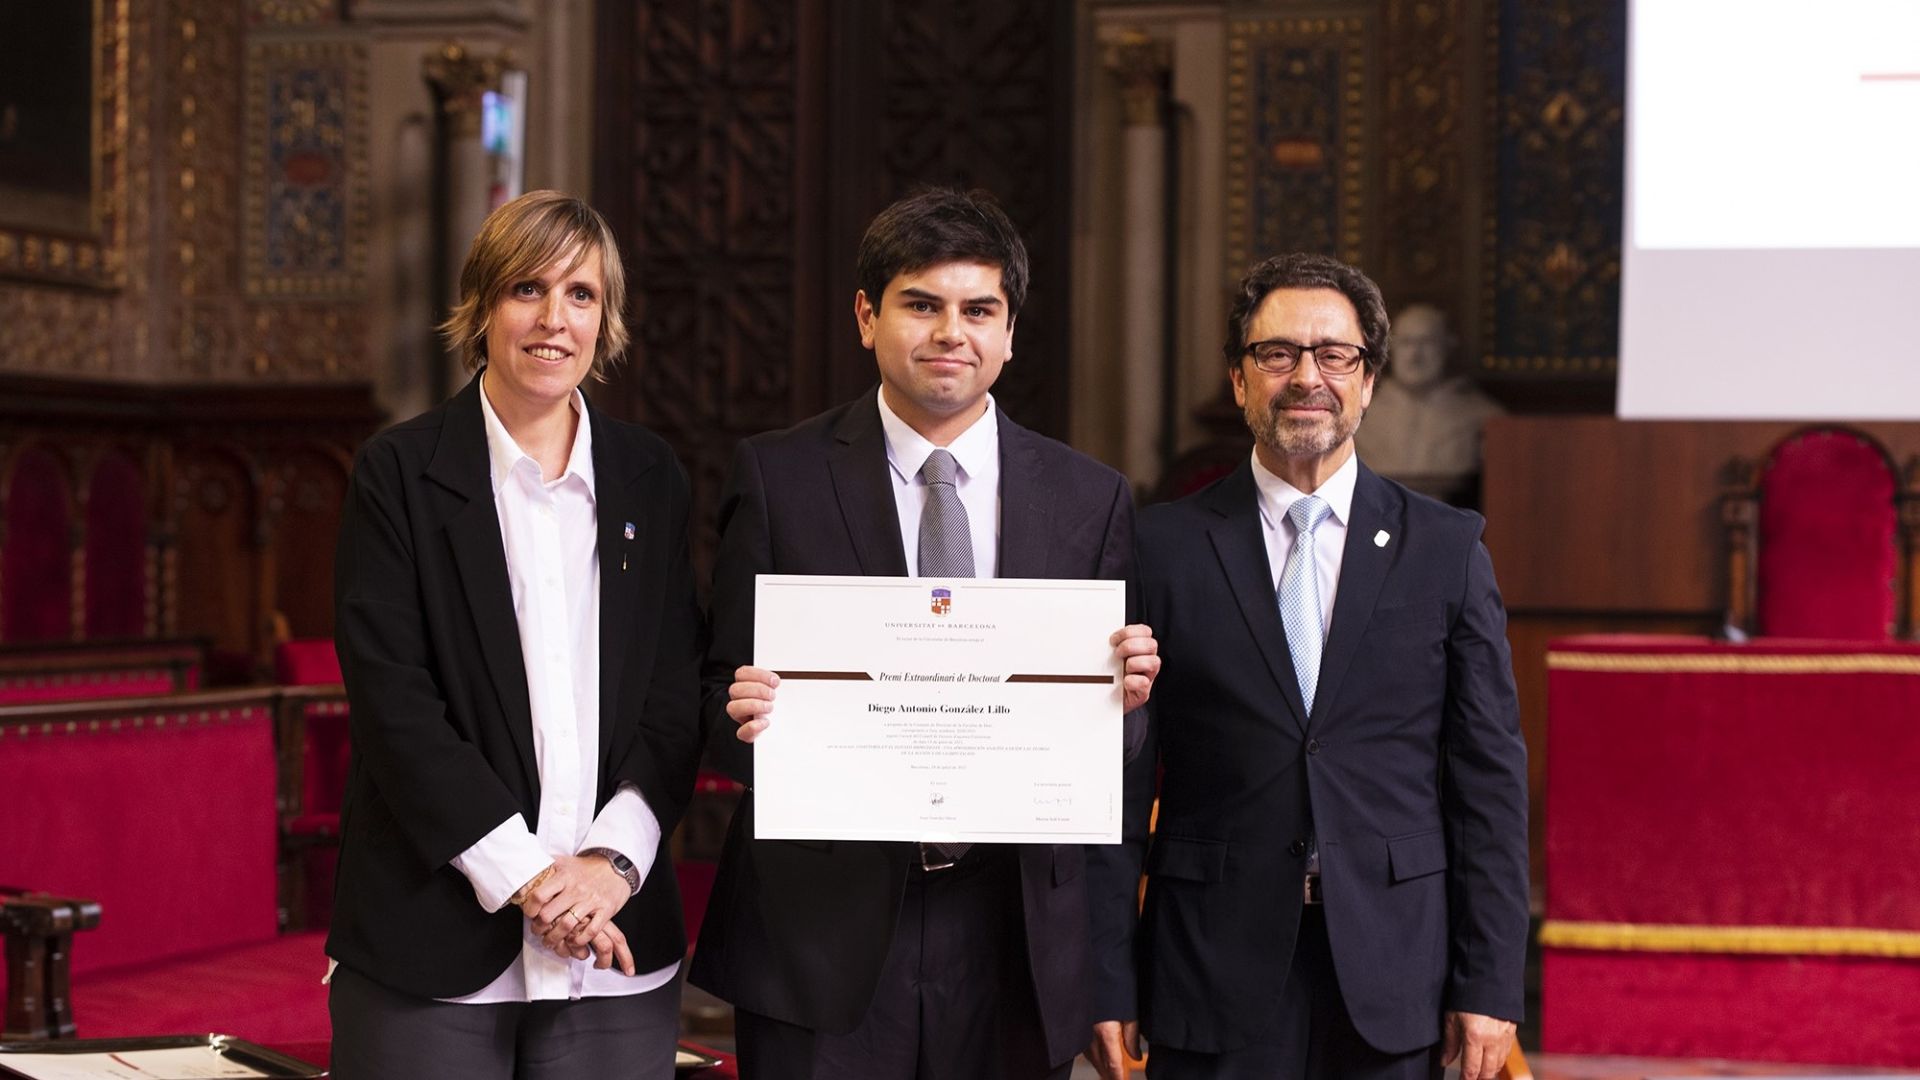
top-left (249, 0), bottom-right (338, 26)
top-left (1541, 919), bottom-right (1920, 959)
top-left (423, 42), bottom-right (507, 139)
top-left (172, 0), bottom-right (248, 379)
top-left (1102, 30), bottom-right (1171, 128)
top-left (1546, 650), bottom-right (1920, 675)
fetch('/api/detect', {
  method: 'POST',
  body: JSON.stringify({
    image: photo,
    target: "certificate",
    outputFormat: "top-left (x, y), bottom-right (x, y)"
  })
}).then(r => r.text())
top-left (752, 575), bottom-right (1125, 844)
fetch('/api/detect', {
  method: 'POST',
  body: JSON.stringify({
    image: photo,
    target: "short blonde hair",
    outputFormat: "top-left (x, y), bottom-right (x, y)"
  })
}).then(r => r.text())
top-left (439, 190), bottom-right (630, 380)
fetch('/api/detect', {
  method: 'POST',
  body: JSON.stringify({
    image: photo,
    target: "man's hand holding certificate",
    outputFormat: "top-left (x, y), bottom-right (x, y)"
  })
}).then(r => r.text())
top-left (726, 575), bottom-right (1157, 844)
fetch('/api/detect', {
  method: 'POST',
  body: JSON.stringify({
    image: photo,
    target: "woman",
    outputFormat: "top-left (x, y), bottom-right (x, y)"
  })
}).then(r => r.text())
top-left (326, 190), bottom-right (702, 1079)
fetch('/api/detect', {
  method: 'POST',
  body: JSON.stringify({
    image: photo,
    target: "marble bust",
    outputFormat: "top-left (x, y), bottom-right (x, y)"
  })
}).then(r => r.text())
top-left (1355, 304), bottom-right (1504, 503)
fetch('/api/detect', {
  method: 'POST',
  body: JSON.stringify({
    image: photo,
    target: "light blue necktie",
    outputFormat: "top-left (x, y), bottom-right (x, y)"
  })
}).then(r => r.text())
top-left (1278, 495), bottom-right (1332, 716)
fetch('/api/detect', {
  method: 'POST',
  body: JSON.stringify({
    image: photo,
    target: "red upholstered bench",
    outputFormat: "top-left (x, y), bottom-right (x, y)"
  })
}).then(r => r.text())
top-left (0, 687), bottom-right (329, 1052)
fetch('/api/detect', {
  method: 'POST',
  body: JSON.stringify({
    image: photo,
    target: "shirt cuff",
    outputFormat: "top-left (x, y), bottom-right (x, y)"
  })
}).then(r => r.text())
top-left (449, 814), bottom-right (552, 913)
top-left (579, 784), bottom-right (662, 889)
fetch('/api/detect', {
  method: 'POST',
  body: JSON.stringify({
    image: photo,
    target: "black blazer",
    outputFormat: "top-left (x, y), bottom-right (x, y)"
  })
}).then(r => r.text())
top-left (688, 389), bottom-right (1134, 1066)
top-left (327, 374), bottom-right (704, 999)
top-left (1088, 460), bottom-right (1528, 1055)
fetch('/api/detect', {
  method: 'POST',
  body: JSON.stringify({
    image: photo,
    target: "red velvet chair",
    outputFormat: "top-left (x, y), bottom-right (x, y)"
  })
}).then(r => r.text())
top-left (272, 639), bottom-right (349, 931)
top-left (1722, 426), bottom-right (1917, 640)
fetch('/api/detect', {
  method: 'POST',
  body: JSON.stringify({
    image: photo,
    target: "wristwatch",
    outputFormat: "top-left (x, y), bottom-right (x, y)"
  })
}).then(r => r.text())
top-left (582, 847), bottom-right (640, 896)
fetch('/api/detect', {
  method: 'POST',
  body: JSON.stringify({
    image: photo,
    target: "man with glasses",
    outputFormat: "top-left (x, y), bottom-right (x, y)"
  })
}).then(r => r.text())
top-left (1086, 254), bottom-right (1528, 1080)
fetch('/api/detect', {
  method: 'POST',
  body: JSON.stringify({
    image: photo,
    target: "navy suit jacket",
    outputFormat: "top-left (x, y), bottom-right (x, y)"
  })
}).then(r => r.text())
top-left (327, 373), bottom-right (704, 998)
top-left (1087, 459), bottom-right (1528, 1054)
top-left (688, 389), bottom-right (1134, 1066)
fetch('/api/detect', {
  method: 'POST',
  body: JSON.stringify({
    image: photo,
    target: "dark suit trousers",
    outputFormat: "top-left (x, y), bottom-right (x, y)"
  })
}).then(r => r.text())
top-left (733, 847), bottom-right (1068, 1080)
top-left (328, 963), bottom-right (680, 1080)
top-left (1146, 908), bottom-right (1441, 1080)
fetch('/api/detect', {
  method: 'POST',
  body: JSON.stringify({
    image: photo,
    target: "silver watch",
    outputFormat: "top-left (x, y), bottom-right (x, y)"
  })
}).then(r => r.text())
top-left (582, 846), bottom-right (640, 896)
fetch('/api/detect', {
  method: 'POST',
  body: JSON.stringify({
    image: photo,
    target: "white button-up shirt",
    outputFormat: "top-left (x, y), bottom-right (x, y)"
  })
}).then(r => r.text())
top-left (441, 378), bottom-right (675, 1002)
top-left (1251, 448), bottom-right (1360, 641)
top-left (877, 391), bottom-right (1001, 577)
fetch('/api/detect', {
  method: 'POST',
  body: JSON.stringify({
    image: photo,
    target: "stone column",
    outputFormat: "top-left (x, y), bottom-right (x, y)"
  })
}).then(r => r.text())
top-left (1103, 31), bottom-right (1172, 488)
top-left (422, 41), bottom-right (506, 396)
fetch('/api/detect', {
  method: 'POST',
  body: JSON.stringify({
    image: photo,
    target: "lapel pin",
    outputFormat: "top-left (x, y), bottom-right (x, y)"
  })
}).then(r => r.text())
top-left (623, 521), bottom-right (635, 570)
top-left (1374, 530), bottom-right (1390, 547)
top-left (623, 521), bottom-right (636, 540)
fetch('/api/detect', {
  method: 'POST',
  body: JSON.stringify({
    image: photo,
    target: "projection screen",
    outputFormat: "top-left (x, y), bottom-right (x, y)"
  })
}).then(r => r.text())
top-left (1617, 1), bottom-right (1920, 420)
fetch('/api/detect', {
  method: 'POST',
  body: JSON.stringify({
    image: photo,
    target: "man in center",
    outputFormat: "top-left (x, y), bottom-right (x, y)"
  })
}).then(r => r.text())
top-left (690, 187), bottom-right (1160, 1080)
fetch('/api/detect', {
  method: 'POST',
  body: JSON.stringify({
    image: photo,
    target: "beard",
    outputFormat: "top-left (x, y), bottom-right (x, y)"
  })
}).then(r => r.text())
top-left (1244, 386), bottom-right (1360, 458)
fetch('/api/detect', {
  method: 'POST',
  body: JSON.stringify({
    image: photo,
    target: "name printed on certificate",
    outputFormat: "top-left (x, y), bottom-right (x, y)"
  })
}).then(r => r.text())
top-left (751, 575), bottom-right (1126, 844)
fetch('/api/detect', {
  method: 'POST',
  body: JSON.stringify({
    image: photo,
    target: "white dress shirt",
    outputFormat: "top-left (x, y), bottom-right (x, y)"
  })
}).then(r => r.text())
top-left (1250, 449), bottom-right (1360, 641)
top-left (440, 378), bottom-right (676, 1002)
top-left (877, 391), bottom-right (1001, 577)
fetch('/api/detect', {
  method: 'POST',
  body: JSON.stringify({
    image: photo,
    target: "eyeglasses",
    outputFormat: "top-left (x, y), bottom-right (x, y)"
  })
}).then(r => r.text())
top-left (1243, 339), bottom-right (1370, 376)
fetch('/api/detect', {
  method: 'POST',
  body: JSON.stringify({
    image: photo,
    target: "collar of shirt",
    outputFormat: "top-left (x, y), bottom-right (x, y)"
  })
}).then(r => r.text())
top-left (478, 377), bottom-right (596, 501)
top-left (877, 390), bottom-right (1000, 487)
top-left (1251, 447), bottom-right (1358, 536)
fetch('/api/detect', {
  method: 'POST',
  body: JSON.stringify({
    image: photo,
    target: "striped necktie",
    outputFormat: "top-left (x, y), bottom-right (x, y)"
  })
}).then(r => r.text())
top-left (1277, 494), bottom-right (1332, 716)
top-left (918, 448), bottom-right (973, 862)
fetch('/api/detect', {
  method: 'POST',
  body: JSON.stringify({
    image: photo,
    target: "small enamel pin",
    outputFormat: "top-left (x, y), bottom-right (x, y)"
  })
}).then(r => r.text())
top-left (623, 521), bottom-right (636, 570)
top-left (1373, 530), bottom-right (1390, 547)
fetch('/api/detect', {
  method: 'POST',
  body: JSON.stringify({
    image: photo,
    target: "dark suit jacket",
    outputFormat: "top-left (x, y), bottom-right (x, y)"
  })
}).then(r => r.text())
top-left (688, 389), bottom-right (1134, 1066)
top-left (327, 373), bottom-right (704, 999)
top-left (1088, 459), bottom-right (1528, 1055)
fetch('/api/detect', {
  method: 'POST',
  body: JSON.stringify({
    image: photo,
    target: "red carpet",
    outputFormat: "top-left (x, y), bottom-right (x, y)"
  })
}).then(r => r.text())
top-left (71, 931), bottom-right (331, 1047)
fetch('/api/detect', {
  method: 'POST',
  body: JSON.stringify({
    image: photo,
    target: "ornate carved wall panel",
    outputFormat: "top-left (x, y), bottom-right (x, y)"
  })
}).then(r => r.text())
top-left (597, 0), bottom-right (1077, 575)
top-left (0, 377), bottom-right (377, 666)
top-left (263, 447), bottom-right (352, 643)
top-left (244, 40), bottom-right (370, 303)
top-left (0, 0), bottom-right (130, 291)
top-left (1379, 0), bottom-right (1491, 363)
top-left (1226, 15), bottom-right (1371, 274)
top-left (594, 0), bottom-right (807, 580)
top-left (1206, 0), bottom-right (1621, 410)
top-left (861, 2), bottom-right (1074, 439)
top-left (0, 0), bottom-right (143, 379)
top-left (84, 449), bottom-right (152, 639)
top-left (0, 0), bottom-right (373, 384)
top-left (1485, 0), bottom-right (1624, 387)
top-left (169, 445), bottom-right (259, 655)
top-left (0, 448), bottom-right (77, 643)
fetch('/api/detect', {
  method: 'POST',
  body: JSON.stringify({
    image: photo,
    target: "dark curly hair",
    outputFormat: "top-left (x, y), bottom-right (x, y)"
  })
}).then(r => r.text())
top-left (1221, 253), bottom-right (1389, 379)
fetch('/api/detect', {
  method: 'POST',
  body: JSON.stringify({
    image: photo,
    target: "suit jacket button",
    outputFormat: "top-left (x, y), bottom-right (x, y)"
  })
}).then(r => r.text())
top-left (1289, 839), bottom-right (1307, 856)
top-left (1306, 738), bottom-right (1321, 755)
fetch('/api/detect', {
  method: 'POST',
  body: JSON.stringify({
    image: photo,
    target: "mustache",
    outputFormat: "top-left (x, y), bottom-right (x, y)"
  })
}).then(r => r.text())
top-left (1269, 388), bottom-right (1338, 412)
